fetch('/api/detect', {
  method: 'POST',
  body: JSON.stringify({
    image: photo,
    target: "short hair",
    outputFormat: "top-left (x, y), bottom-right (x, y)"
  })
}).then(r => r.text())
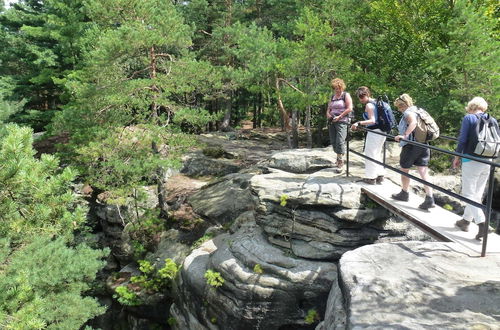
top-left (466, 97), bottom-right (488, 112)
top-left (356, 86), bottom-right (371, 98)
top-left (331, 78), bottom-right (346, 91)
top-left (394, 93), bottom-right (414, 107)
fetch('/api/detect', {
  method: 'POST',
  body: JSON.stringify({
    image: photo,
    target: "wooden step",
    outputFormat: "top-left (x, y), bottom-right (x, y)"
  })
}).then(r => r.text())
top-left (360, 180), bottom-right (500, 257)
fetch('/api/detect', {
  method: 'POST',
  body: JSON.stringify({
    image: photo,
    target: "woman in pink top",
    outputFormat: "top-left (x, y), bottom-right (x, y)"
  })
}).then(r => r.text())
top-left (326, 78), bottom-right (353, 173)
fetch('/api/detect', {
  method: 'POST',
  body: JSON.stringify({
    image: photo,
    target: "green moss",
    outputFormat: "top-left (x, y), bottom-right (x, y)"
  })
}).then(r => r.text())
top-left (202, 146), bottom-right (225, 158)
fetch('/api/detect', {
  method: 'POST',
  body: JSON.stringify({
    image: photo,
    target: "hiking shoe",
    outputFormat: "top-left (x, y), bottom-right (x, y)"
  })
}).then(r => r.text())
top-left (358, 178), bottom-right (376, 185)
top-left (475, 222), bottom-right (485, 240)
top-left (391, 190), bottom-right (409, 202)
top-left (335, 159), bottom-right (344, 174)
top-left (455, 219), bottom-right (470, 232)
top-left (418, 195), bottom-right (435, 210)
top-left (376, 175), bottom-right (384, 184)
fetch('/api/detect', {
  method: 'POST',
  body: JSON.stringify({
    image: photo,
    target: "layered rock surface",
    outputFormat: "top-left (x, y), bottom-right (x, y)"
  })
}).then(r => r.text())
top-left (172, 224), bottom-right (339, 330)
top-left (318, 241), bottom-right (500, 329)
top-left (170, 146), bottom-right (419, 329)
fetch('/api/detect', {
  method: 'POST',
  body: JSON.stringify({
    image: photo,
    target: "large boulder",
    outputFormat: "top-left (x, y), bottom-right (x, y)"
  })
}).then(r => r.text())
top-left (189, 173), bottom-right (258, 226)
top-left (260, 147), bottom-right (337, 173)
top-left (320, 241), bottom-right (500, 329)
top-left (251, 168), bottom-right (391, 260)
top-left (251, 168), bottom-right (362, 209)
top-left (171, 224), bottom-right (337, 329)
top-left (181, 151), bottom-right (242, 177)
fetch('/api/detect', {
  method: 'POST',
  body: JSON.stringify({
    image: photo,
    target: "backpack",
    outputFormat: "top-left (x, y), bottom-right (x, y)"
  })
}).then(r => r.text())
top-left (472, 114), bottom-right (500, 158)
top-left (372, 95), bottom-right (397, 133)
top-left (413, 108), bottom-right (440, 143)
top-left (330, 92), bottom-right (354, 122)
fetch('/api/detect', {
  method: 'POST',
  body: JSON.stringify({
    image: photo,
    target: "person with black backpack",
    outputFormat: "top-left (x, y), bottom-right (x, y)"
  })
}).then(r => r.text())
top-left (326, 78), bottom-right (353, 173)
top-left (453, 97), bottom-right (500, 240)
top-left (350, 86), bottom-right (386, 184)
top-left (391, 94), bottom-right (435, 210)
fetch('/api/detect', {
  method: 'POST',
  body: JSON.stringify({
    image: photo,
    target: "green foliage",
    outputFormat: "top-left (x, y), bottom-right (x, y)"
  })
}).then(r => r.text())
top-left (192, 232), bottom-right (214, 249)
top-left (0, 124), bottom-right (87, 242)
top-left (280, 194), bottom-right (289, 207)
top-left (129, 259), bottom-right (178, 292)
top-left (443, 204), bottom-right (454, 211)
top-left (0, 237), bottom-right (108, 329)
top-left (363, 198), bottom-right (379, 209)
top-left (253, 264), bottom-right (263, 274)
top-left (167, 317), bottom-right (177, 326)
top-left (113, 286), bottom-right (141, 306)
top-left (173, 107), bottom-right (220, 133)
top-left (0, 124), bottom-right (108, 328)
top-left (204, 269), bottom-right (225, 288)
top-left (128, 208), bottom-right (165, 253)
top-left (304, 308), bottom-right (319, 325)
top-left (0, 0), bottom-right (88, 125)
top-left (8, 109), bottom-right (56, 132)
top-left (428, 141), bottom-right (455, 173)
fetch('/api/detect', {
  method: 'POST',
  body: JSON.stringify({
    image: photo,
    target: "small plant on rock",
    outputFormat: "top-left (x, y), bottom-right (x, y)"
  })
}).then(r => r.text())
top-left (280, 194), bottom-right (289, 207)
top-left (114, 286), bottom-right (141, 306)
top-left (304, 308), bottom-right (319, 324)
top-left (204, 269), bottom-right (225, 288)
top-left (253, 264), bottom-right (263, 274)
top-left (443, 204), bottom-right (453, 211)
top-left (192, 232), bottom-right (214, 249)
top-left (130, 259), bottom-right (178, 292)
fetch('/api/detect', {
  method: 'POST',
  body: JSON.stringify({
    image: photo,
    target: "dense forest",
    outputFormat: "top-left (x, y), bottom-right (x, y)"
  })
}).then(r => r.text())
top-left (0, 0), bottom-right (499, 328)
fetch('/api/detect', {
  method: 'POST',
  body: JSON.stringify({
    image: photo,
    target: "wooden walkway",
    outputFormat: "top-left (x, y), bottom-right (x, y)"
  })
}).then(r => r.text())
top-left (360, 180), bottom-right (500, 257)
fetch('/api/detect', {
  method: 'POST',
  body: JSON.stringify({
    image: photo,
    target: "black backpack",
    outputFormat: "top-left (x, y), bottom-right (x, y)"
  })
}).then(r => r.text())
top-left (372, 95), bottom-right (397, 133)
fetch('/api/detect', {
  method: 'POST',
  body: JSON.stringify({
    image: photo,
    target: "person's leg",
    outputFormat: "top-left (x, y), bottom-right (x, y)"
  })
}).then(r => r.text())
top-left (328, 123), bottom-right (337, 153)
top-left (461, 161), bottom-right (480, 222)
top-left (371, 130), bottom-right (386, 178)
top-left (335, 122), bottom-right (347, 155)
top-left (417, 165), bottom-right (435, 209)
top-left (334, 122), bottom-right (347, 170)
top-left (364, 131), bottom-right (384, 179)
top-left (392, 145), bottom-right (412, 201)
top-left (401, 168), bottom-right (410, 191)
top-left (470, 162), bottom-right (491, 224)
top-left (364, 132), bottom-right (377, 179)
top-left (416, 166), bottom-right (433, 196)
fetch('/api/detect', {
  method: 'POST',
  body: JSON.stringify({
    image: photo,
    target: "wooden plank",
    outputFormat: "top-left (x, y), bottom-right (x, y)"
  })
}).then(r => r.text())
top-left (359, 180), bottom-right (500, 256)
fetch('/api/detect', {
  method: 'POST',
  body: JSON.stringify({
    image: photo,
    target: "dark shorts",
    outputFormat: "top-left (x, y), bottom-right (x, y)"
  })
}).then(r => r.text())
top-left (399, 144), bottom-right (430, 168)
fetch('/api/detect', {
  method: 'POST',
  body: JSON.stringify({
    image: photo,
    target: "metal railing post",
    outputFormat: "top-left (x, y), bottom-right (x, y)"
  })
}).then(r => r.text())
top-left (481, 165), bottom-right (496, 257)
top-left (383, 139), bottom-right (387, 167)
top-left (349, 126), bottom-right (499, 257)
top-left (346, 128), bottom-right (350, 177)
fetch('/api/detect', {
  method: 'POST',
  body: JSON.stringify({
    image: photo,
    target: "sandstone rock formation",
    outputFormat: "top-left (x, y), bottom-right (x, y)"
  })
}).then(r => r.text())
top-left (171, 224), bottom-right (338, 330)
top-left (318, 241), bottom-right (500, 329)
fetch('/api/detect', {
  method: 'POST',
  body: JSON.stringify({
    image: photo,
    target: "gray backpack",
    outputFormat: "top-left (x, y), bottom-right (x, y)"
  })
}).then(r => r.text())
top-left (473, 114), bottom-right (500, 158)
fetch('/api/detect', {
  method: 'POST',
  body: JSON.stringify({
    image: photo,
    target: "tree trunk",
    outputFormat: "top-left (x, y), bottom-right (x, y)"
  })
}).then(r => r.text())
top-left (221, 92), bottom-right (232, 131)
top-left (305, 106), bottom-right (312, 148)
top-left (253, 95), bottom-right (257, 128)
top-left (275, 78), bottom-right (291, 131)
top-left (257, 92), bottom-right (263, 128)
top-left (316, 106), bottom-right (326, 146)
top-left (291, 110), bottom-right (299, 148)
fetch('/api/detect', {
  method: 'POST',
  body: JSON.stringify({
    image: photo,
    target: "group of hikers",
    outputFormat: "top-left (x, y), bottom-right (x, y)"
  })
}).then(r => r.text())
top-left (326, 78), bottom-right (500, 241)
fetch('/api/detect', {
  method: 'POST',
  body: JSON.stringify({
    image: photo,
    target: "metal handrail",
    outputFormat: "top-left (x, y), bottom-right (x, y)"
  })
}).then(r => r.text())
top-left (346, 127), bottom-right (499, 257)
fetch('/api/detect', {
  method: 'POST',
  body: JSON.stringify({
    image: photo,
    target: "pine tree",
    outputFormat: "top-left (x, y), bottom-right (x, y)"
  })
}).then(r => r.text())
top-left (0, 124), bottom-right (108, 329)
